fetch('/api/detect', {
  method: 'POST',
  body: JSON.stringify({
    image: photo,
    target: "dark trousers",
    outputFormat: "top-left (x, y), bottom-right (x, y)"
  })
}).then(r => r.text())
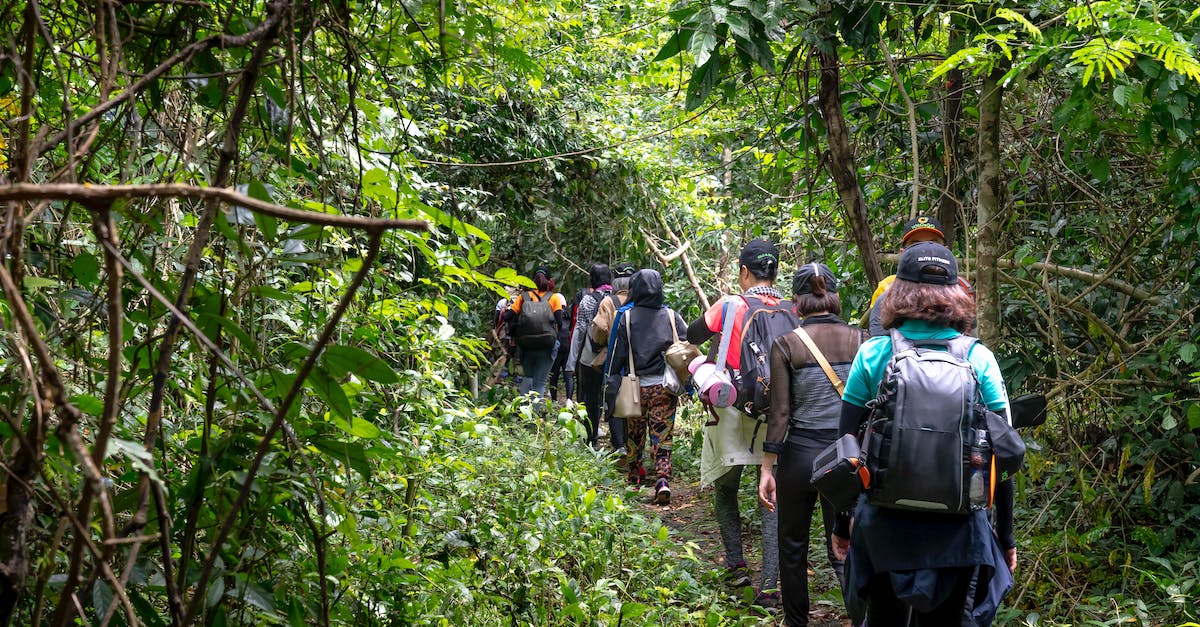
top-left (603, 373), bottom-right (626, 450)
top-left (777, 434), bottom-right (845, 626)
top-left (547, 344), bottom-right (573, 400)
top-left (577, 365), bottom-right (604, 445)
top-left (865, 567), bottom-right (974, 627)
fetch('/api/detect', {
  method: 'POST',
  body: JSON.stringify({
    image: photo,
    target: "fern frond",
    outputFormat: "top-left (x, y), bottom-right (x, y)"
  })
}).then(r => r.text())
top-left (1067, 1), bottom-right (1128, 30)
top-left (1071, 38), bottom-right (1140, 85)
top-left (996, 8), bottom-right (1043, 41)
top-left (1148, 40), bottom-right (1200, 84)
top-left (929, 45), bottom-right (984, 81)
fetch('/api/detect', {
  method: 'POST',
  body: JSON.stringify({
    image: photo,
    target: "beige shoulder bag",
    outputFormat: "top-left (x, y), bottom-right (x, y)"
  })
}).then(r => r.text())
top-left (613, 317), bottom-right (642, 417)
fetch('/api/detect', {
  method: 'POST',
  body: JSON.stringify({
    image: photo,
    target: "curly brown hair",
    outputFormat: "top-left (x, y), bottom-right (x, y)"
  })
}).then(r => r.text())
top-left (793, 275), bottom-right (842, 316)
top-left (880, 277), bottom-right (975, 333)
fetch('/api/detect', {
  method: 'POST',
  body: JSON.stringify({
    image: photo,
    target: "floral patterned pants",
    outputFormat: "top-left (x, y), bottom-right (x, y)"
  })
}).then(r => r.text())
top-left (625, 384), bottom-right (676, 484)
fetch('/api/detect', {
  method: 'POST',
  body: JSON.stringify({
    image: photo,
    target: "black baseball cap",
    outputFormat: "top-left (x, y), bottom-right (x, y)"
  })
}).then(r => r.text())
top-left (611, 262), bottom-right (637, 278)
top-left (739, 239), bottom-right (780, 278)
top-left (792, 262), bottom-right (838, 295)
top-left (901, 216), bottom-right (945, 244)
top-left (896, 242), bottom-right (958, 285)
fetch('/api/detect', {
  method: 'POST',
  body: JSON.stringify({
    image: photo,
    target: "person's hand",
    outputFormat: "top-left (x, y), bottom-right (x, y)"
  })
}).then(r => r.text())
top-left (1005, 547), bottom-right (1017, 572)
top-left (832, 534), bottom-right (850, 561)
top-left (757, 467), bottom-right (776, 512)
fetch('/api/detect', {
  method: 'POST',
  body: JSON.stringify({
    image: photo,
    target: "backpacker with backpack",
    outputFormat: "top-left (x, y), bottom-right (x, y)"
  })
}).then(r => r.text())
top-left (700, 296), bottom-right (798, 450)
top-left (862, 330), bottom-right (1023, 514)
top-left (513, 291), bottom-right (557, 350)
top-left (577, 289), bottom-right (615, 368)
top-left (716, 295), bottom-right (800, 418)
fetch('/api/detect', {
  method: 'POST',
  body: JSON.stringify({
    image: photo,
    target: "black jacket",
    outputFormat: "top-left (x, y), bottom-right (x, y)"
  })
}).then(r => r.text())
top-left (608, 269), bottom-right (687, 378)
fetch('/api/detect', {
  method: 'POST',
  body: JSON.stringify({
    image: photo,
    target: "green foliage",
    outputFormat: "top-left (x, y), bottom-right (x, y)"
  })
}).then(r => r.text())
top-left (1065, 1), bottom-right (1200, 86)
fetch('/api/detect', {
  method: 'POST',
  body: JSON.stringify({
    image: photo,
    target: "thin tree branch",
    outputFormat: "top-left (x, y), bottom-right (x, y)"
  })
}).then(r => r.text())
top-left (0, 184), bottom-right (429, 231)
top-left (36, 5), bottom-right (288, 158)
top-left (879, 35), bottom-right (921, 217)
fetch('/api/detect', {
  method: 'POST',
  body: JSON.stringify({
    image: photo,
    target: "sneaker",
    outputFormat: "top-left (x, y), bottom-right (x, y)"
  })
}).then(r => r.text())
top-left (725, 563), bottom-right (752, 588)
top-left (753, 590), bottom-right (781, 610)
top-left (654, 479), bottom-right (671, 505)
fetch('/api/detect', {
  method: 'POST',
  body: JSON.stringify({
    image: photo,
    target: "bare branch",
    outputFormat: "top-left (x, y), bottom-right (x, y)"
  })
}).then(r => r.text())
top-left (0, 184), bottom-right (430, 231)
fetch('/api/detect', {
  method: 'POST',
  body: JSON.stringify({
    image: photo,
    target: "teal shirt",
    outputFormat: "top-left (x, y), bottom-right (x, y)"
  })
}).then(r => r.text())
top-left (843, 320), bottom-right (1009, 412)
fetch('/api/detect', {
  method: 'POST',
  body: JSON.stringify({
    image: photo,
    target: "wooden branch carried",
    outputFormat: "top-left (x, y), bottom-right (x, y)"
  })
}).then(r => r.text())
top-left (0, 183), bottom-right (429, 231)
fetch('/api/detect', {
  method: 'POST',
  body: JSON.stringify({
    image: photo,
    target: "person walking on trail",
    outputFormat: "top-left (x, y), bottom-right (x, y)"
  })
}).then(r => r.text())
top-left (686, 239), bottom-right (783, 601)
top-left (548, 283), bottom-right (578, 402)
top-left (607, 269), bottom-right (687, 505)
top-left (589, 262), bottom-right (637, 453)
top-left (502, 266), bottom-right (566, 396)
top-left (865, 215), bottom-right (975, 337)
top-left (757, 262), bottom-right (864, 626)
top-left (833, 242), bottom-right (1016, 626)
top-left (566, 264), bottom-right (613, 447)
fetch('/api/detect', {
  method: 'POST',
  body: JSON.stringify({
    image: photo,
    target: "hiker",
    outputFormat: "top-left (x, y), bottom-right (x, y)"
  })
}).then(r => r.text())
top-left (865, 216), bottom-right (975, 337)
top-left (548, 282), bottom-right (578, 402)
top-left (566, 264), bottom-right (613, 446)
top-left (607, 268), bottom-right (687, 504)
top-left (686, 239), bottom-right (786, 603)
top-left (502, 266), bottom-right (566, 396)
top-left (758, 262), bottom-right (864, 626)
top-left (488, 288), bottom-right (520, 384)
top-left (589, 262), bottom-right (637, 452)
top-left (833, 242), bottom-right (1016, 626)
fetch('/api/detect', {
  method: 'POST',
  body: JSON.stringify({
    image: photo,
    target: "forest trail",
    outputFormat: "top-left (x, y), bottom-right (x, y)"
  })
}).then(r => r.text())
top-left (632, 469), bottom-right (853, 626)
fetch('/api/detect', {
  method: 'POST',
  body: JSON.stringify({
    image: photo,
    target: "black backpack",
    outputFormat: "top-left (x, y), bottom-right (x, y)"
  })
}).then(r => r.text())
top-left (513, 291), bottom-right (557, 349)
top-left (726, 296), bottom-right (799, 418)
top-left (863, 330), bottom-right (992, 514)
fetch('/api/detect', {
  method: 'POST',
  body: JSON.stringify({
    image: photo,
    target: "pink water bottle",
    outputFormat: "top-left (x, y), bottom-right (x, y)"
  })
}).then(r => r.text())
top-left (689, 356), bottom-right (736, 408)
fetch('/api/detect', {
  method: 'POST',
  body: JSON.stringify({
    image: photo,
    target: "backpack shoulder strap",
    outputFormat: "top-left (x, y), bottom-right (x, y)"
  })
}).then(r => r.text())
top-left (715, 298), bottom-right (737, 370)
top-left (792, 326), bottom-right (845, 396)
top-left (946, 334), bottom-right (979, 360)
top-left (525, 290), bottom-right (539, 303)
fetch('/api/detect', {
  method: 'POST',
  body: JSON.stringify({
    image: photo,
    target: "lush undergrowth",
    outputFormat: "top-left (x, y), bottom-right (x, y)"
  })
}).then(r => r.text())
top-left (357, 392), bottom-right (773, 626)
top-left (382, 389), bottom-right (1199, 627)
top-left (997, 419), bottom-right (1200, 627)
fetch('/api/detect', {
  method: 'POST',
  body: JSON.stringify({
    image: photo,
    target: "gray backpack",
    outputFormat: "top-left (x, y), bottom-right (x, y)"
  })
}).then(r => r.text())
top-left (514, 291), bottom-right (557, 349)
top-left (863, 330), bottom-right (991, 514)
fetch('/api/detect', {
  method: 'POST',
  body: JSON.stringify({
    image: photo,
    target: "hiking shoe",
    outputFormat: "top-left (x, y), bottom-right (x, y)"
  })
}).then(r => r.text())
top-left (654, 479), bottom-right (671, 505)
top-left (753, 590), bottom-right (781, 610)
top-left (725, 563), bottom-right (752, 588)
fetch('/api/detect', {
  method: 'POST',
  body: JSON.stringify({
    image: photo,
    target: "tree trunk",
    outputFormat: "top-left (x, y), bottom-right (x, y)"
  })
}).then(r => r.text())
top-left (976, 64), bottom-right (1006, 345)
top-left (818, 46), bottom-right (881, 288)
top-left (938, 25), bottom-right (966, 251)
top-left (0, 443), bottom-right (38, 626)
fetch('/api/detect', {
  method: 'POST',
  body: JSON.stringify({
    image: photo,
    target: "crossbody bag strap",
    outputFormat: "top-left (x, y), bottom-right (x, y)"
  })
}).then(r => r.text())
top-left (625, 313), bottom-right (636, 375)
top-left (791, 326), bottom-right (845, 397)
top-left (666, 307), bottom-right (680, 343)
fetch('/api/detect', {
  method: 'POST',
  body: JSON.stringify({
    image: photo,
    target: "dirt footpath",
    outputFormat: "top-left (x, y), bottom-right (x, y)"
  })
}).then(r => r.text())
top-left (635, 478), bottom-right (852, 626)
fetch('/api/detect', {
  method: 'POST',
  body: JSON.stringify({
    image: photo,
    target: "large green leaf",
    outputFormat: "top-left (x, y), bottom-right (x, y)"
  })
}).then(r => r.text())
top-left (322, 345), bottom-right (400, 384)
top-left (686, 54), bottom-right (723, 110)
top-left (312, 437), bottom-right (373, 477)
